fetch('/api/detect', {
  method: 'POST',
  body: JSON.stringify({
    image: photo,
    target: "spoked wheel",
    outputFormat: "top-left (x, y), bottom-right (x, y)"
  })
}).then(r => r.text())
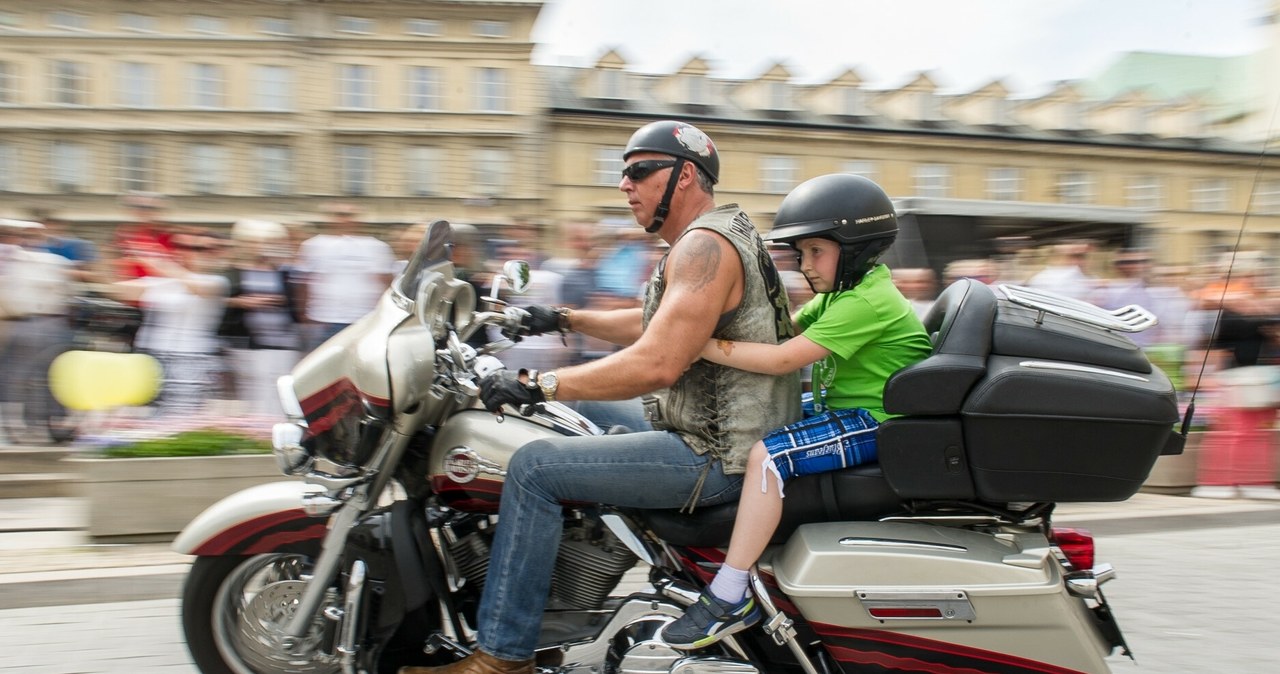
top-left (182, 554), bottom-right (342, 674)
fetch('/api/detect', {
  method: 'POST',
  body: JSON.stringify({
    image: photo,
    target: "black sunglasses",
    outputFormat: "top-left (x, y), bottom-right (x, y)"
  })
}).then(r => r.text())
top-left (621, 159), bottom-right (678, 183)
top-left (174, 242), bottom-right (215, 252)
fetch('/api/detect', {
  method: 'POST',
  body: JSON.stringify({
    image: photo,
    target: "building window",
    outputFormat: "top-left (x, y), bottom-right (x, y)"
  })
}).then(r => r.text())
top-left (118, 13), bottom-right (157, 33)
top-left (50, 141), bottom-right (89, 192)
top-left (767, 81), bottom-right (791, 110)
top-left (0, 62), bottom-right (16, 105)
top-left (255, 145), bottom-right (293, 196)
top-left (1126, 175), bottom-right (1166, 210)
top-left (406, 19), bottom-right (442, 36)
top-left (841, 160), bottom-right (879, 184)
top-left (338, 144), bottom-right (373, 196)
top-left (118, 141), bottom-right (155, 192)
top-left (1191, 178), bottom-right (1229, 212)
top-left (986, 167), bottom-right (1023, 201)
top-left (406, 66), bottom-right (442, 110)
top-left (338, 64), bottom-right (375, 109)
top-left (842, 88), bottom-right (870, 116)
top-left (594, 147), bottom-right (624, 186)
top-left (472, 148), bottom-right (510, 197)
top-left (685, 76), bottom-right (709, 106)
top-left (188, 15), bottom-right (227, 34)
top-left (49, 11), bottom-right (89, 31)
top-left (405, 146), bottom-right (442, 196)
top-left (50, 60), bottom-right (90, 106)
top-left (253, 65), bottom-right (293, 110)
top-left (474, 68), bottom-right (507, 112)
top-left (187, 143), bottom-right (226, 194)
top-left (257, 17), bottom-right (293, 36)
top-left (472, 20), bottom-right (508, 37)
top-left (1056, 170), bottom-right (1094, 205)
top-left (336, 16), bottom-right (374, 34)
top-left (597, 70), bottom-right (623, 99)
top-left (913, 163), bottom-right (952, 198)
top-left (189, 63), bottom-right (226, 108)
top-left (0, 142), bottom-right (15, 191)
top-left (117, 62), bottom-right (157, 108)
top-left (1255, 179), bottom-right (1280, 216)
top-left (760, 156), bottom-right (799, 194)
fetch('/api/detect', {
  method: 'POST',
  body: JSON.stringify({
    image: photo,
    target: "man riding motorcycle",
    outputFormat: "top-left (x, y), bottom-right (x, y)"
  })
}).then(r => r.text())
top-left (402, 120), bottom-right (801, 674)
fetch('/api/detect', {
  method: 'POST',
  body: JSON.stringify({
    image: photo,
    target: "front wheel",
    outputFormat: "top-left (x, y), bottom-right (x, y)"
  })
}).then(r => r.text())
top-left (181, 553), bottom-right (341, 674)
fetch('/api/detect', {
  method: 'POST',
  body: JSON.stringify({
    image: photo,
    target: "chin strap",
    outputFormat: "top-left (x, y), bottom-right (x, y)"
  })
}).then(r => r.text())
top-left (645, 158), bottom-right (687, 234)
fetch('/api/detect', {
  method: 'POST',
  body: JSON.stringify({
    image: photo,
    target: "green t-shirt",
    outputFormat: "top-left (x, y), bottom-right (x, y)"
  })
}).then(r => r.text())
top-left (793, 264), bottom-right (933, 421)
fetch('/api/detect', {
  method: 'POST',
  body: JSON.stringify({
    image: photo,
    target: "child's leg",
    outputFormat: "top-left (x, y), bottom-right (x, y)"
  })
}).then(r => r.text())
top-left (724, 440), bottom-right (782, 571)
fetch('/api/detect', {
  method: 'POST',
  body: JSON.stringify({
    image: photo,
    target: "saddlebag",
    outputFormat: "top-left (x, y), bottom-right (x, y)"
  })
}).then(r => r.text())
top-left (878, 279), bottom-right (1180, 503)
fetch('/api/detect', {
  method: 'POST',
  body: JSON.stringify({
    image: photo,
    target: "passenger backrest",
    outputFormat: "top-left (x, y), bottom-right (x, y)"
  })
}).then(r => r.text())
top-left (882, 279), bottom-right (997, 415)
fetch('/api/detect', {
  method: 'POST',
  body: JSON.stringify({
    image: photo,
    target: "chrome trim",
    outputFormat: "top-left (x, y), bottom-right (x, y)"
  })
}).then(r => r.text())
top-left (999, 284), bottom-right (1157, 333)
top-left (1018, 360), bottom-right (1149, 382)
top-left (337, 560), bottom-right (366, 674)
top-left (1065, 563), bottom-right (1117, 599)
top-left (857, 590), bottom-right (977, 621)
top-left (749, 567), bottom-right (819, 674)
top-left (838, 537), bottom-right (968, 553)
top-left (670, 657), bottom-right (761, 673)
top-left (272, 422), bottom-right (313, 476)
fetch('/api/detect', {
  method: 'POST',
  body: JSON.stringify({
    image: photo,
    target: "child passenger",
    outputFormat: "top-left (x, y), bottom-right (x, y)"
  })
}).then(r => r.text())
top-left (660, 173), bottom-right (933, 649)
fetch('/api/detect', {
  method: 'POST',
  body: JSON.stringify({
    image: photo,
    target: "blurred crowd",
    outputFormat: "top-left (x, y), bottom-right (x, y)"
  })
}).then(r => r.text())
top-left (2, 199), bottom-right (1279, 496)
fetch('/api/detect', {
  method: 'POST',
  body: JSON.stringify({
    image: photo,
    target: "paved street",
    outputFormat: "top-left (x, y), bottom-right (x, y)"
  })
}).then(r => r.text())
top-left (1, 496), bottom-right (1278, 673)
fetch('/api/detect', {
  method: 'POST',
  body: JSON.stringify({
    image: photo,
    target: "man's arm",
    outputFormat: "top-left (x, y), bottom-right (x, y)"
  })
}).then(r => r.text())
top-left (567, 307), bottom-right (644, 346)
top-left (552, 229), bottom-right (740, 401)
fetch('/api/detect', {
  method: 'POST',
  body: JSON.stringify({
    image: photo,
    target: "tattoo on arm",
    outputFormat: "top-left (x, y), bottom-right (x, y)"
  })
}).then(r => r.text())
top-left (672, 233), bottom-right (722, 292)
top-left (716, 339), bottom-right (734, 357)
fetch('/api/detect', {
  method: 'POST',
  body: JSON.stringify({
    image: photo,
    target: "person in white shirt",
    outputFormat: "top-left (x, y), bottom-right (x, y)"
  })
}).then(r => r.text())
top-left (113, 230), bottom-right (230, 418)
top-left (1026, 241), bottom-right (1098, 302)
top-left (296, 203), bottom-right (394, 351)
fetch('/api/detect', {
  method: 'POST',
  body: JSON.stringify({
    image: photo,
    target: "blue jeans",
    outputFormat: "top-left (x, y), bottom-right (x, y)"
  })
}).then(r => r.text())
top-left (475, 400), bottom-right (744, 660)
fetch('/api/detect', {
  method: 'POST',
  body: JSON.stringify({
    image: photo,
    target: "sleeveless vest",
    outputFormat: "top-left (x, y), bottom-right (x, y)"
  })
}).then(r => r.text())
top-left (641, 205), bottom-right (801, 474)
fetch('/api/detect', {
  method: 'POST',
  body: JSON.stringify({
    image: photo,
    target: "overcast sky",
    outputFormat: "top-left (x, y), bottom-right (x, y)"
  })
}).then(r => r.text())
top-left (531, 0), bottom-right (1268, 96)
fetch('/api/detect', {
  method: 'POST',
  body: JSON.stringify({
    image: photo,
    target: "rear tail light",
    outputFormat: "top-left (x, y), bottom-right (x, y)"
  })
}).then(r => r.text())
top-left (1050, 526), bottom-right (1095, 571)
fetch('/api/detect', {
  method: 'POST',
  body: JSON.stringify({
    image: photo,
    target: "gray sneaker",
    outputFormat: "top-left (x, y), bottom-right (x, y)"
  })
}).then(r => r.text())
top-left (660, 588), bottom-right (761, 650)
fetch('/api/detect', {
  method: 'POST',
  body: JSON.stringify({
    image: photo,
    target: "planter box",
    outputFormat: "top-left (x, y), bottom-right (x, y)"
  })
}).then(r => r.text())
top-left (67, 454), bottom-right (285, 542)
top-left (1140, 432), bottom-right (1202, 495)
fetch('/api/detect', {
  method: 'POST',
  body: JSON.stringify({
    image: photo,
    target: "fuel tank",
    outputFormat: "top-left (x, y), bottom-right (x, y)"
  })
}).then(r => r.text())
top-left (428, 407), bottom-right (591, 512)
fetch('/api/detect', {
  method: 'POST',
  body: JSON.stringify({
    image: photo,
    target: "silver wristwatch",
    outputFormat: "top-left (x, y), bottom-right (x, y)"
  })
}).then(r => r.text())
top-left (537, 371), bottom-right (559, 402)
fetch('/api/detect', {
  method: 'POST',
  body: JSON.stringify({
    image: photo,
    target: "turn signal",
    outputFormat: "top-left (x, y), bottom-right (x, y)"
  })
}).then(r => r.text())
top-left (1050, 527), bottom-right (1095, 571)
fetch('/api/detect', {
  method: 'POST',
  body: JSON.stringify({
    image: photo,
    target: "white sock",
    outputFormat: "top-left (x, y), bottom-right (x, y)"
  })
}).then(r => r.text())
top-left (708, 563), bottom-right (750, 604)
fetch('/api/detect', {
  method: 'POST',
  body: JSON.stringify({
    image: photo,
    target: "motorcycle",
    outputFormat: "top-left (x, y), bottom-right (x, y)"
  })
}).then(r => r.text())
top-left (175, 220), bottom-right (1184, 673)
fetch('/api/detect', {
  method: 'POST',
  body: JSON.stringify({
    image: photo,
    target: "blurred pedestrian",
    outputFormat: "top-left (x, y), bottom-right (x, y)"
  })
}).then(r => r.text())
top-left (296, 202), bottom-right (394, 351)
top-left (219, 219), bottom-right (302, 418)
top-left (891, 267), bottom-right (939, 319)
top-left (1192, 251), bottom-right (1280, 500)
top-left (113, 229), bottom-right (229, 418)
top-left (35, 213), bottom-right (98, 283)
top-left (490, 234), bottom-right (569, 372)
top-left (114, 192), bottom-right (175, 281)
top-left (1096, 249), bottom-right (1159, 347)
top-left (0, 219), bottom-right (76, 441)
top-left (1026, 241), bottom-right (1097, 301)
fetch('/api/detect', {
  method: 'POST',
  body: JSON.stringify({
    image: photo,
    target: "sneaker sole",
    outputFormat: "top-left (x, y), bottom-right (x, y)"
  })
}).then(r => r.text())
top-left (665, 612), bottom-right (761, 651)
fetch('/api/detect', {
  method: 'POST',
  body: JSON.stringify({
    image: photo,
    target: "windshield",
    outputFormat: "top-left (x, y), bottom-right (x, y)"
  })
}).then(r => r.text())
top-left (395, 220), bottom-right (454, 299)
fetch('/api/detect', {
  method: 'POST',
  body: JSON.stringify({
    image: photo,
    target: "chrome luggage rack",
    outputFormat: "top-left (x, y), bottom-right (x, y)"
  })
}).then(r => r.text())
top-left (998, 284), bottom-right (1157, 333)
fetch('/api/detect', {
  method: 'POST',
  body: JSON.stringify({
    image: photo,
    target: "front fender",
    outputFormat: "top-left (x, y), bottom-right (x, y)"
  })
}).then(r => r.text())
top-left (172, 481), bottom-right (329, 556)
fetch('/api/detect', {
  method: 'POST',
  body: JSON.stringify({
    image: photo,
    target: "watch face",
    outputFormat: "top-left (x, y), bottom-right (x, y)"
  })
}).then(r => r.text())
top-left (539, 372), bottom-right (558, 397)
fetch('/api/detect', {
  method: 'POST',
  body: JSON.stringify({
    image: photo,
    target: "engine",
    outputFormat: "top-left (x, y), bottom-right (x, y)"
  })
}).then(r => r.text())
top-left (446, 513), bottom-right (639, 611)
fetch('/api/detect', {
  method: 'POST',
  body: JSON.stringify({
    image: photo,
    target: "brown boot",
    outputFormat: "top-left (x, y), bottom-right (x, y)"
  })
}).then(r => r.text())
top-left (398, 650), bottom-right (535, 674)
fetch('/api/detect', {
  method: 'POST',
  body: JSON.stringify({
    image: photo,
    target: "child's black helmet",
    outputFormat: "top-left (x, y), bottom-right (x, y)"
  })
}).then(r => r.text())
top-left (766, 173), bottom-right (898, 292)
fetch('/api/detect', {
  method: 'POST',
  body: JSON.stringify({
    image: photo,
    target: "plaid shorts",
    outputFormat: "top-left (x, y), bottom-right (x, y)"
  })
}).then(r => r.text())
top-left (760, 407), bottom-right (880, 497)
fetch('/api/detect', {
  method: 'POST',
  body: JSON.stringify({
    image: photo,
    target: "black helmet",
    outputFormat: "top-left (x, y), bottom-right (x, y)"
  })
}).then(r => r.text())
top-left (623, 120), bottom-right (719, 185)
top-left (766, 173), bottom-right (898, 292)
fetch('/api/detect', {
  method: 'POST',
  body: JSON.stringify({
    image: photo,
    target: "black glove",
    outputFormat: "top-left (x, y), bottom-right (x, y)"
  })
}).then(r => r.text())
top-left (479, 368), bottom-right (545, 413)
top-left (521, 305), bottom-right (569, 337)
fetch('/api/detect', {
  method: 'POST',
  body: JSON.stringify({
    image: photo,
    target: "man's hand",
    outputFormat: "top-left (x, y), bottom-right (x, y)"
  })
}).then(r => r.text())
top-left (479, 368), bottom-right (545, 413)
top-left (521, 305), bottom-right (568, 337)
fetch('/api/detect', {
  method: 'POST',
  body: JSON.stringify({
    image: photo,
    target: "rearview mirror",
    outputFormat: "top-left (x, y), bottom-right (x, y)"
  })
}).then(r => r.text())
top-left (503, 259), bottom-right (531, 295)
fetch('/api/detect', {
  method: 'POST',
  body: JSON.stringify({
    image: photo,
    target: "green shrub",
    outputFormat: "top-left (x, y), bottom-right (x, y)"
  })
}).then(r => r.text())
top-left (102, 429), bottom-right (273, 458)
